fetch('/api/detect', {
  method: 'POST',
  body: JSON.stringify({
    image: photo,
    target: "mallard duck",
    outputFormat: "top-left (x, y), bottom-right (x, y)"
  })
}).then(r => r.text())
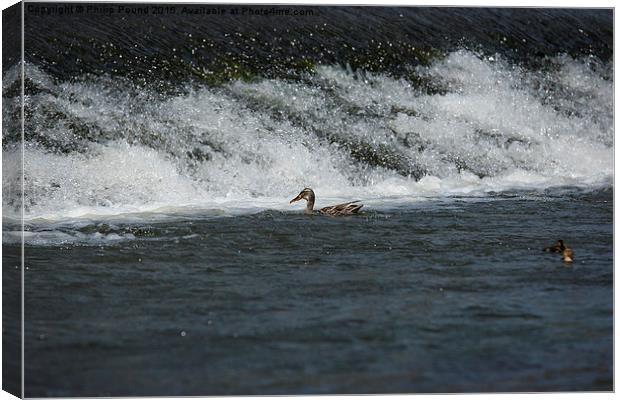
top-left (562, 248), bottom-right (574, 263)
top-left (543, 240), bottom-right (566, 253)
top-left (290, 188), bottom-right (363, 216)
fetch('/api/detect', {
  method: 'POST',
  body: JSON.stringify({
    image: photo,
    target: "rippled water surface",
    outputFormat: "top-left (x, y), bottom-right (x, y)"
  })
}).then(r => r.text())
top-left (3, 189), bottom-right (608, 395)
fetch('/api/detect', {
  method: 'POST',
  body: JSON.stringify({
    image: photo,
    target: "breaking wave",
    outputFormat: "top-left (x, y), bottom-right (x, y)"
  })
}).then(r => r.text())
top-left (2, 50), bottom-right (613, 222)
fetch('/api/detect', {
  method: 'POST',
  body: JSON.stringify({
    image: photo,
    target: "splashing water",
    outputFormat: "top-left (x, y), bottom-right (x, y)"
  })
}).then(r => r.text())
top-left (2, 50), bottom-right (613, 222)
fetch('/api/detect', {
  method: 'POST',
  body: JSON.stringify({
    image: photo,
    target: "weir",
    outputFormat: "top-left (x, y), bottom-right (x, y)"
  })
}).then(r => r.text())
top-left (1, 49), bottom-right (613, 222)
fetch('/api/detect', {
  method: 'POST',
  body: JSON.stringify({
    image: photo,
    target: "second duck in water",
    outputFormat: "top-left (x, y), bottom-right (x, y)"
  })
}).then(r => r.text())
top-left (290, 188), bottom-right (363, 216)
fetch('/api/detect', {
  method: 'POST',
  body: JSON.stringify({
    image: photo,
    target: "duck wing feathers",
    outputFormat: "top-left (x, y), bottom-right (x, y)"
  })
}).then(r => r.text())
top-left (319, 200), bottom-right (363, 216)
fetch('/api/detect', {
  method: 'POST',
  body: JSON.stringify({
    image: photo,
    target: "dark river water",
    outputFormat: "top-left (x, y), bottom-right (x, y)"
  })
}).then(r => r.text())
top-left (2, 4), bottom-right (613, 397)
top-left (3, 188), bottom-right (611, 396)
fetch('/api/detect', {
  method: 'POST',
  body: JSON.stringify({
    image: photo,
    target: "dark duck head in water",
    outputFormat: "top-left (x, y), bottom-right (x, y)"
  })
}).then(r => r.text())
top-left (543, 239), bottom-right (566, 253)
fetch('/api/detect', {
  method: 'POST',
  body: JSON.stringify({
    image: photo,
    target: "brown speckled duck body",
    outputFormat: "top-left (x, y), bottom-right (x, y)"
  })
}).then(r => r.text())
top-left (562, 248), bottom-right (574, 263)
top-left (290, 188), bottom-right (363, 216)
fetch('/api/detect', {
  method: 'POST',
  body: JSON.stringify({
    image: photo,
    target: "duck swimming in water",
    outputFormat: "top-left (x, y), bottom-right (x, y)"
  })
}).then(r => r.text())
top-left (543, 240), bottom-right (566, 253)
top-left (562, 248), bottom-right (574, 263)
top-left (290, 188), bottom-right (363, 216)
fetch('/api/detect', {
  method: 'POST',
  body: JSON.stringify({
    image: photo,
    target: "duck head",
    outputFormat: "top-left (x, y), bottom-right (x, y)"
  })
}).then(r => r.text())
top-left (290, 188), bottom-right (315, 204)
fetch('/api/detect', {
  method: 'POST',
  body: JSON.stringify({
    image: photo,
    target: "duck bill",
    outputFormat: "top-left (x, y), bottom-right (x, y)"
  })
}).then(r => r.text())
top-left (290, 194), bottom-right (303, 204)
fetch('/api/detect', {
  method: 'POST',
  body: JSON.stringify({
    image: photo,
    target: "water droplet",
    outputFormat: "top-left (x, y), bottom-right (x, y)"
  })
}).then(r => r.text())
top-left (180, 331), bottom-right (186, 337)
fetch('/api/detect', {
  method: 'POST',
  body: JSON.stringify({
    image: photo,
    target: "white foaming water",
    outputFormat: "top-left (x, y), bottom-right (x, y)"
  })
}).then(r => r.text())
top-left (2, 51), bottom-right (613, 226)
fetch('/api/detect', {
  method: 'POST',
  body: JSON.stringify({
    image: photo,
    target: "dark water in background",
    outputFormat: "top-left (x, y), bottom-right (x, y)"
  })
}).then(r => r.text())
top-left (20, 5), bottom-right (613, 84)
top-left (14, 188), bottom-right (612, 396)
top-left (2, 4), bottom-right (614, 396)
